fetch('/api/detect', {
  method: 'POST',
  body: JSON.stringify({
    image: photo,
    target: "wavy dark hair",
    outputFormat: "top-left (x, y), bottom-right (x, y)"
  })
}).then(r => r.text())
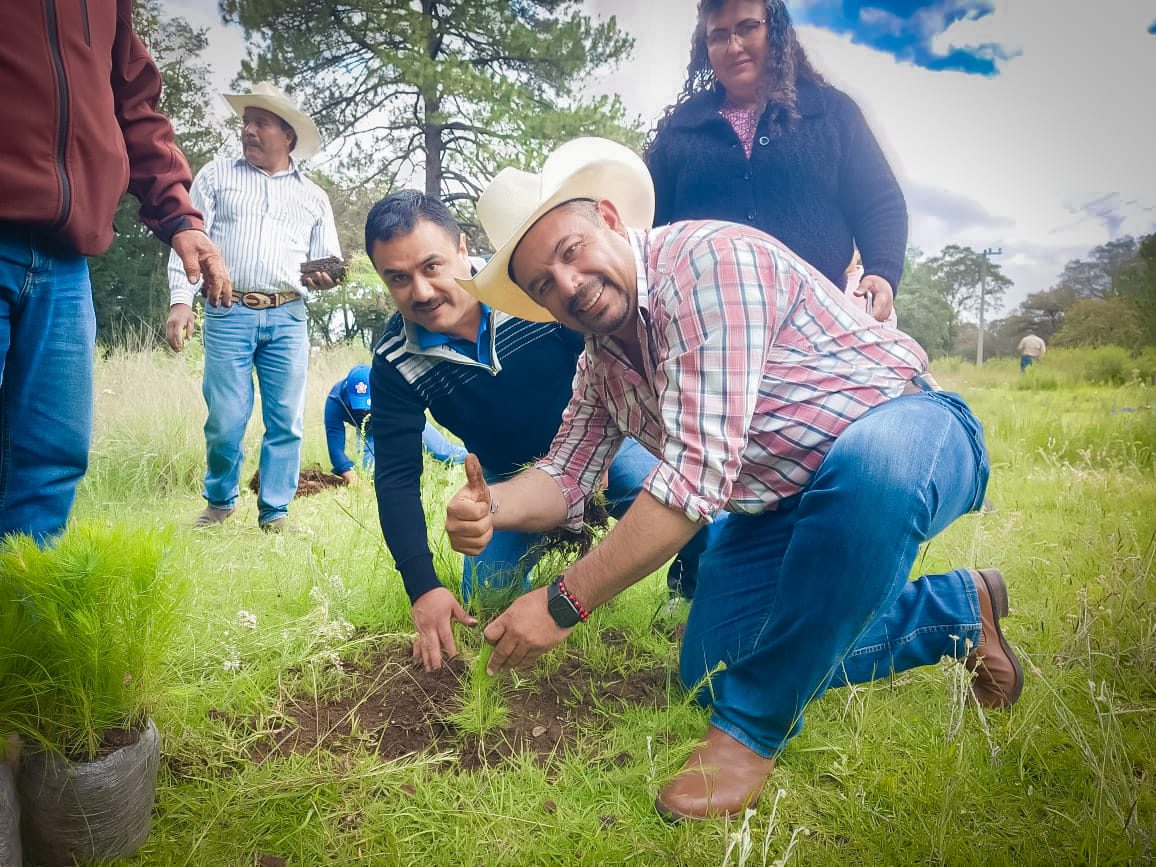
top-left (649, 0), bottom-right (825, 149)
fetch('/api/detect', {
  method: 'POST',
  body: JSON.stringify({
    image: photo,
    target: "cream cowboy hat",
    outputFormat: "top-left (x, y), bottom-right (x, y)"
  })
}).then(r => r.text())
top-left (458, 137), bottom-right (654, 323)
top-left (222, 82), bottom-right (323, 161)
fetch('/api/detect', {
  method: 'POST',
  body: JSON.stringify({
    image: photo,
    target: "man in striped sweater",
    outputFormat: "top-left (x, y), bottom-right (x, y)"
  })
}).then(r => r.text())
top-left (366, 190), bottom-right (710, 673)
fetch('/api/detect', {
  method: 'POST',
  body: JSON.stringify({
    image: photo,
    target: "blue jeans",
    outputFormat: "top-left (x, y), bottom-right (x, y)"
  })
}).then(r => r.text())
top-left (202, 301), bottom-right (309, 525)
top-left (0, 227), bottom-right (95, 543)
top-left (681, 389), bottom-right (989, 757)
top-left (1020, 355), bottom-right (1034, 372)
top-left (353, 420), bottom-right (466, 470)
top-left (461, 437), bottom-right (717, 600)
top-left (421, 423), bottom-right (468, 464)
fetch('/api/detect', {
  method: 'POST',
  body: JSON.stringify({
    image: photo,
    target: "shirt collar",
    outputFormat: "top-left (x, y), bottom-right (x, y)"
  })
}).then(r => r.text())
top-left (627, 229), bottom-right (653, 320)
top-left (408, 303), bottom-right (494, 364)
top-left (584, 230), bottom-right (653, 375)
top-left (235, 155), bottom-right (300, 178)
top-left (670, 78), bottom-right (826, 129)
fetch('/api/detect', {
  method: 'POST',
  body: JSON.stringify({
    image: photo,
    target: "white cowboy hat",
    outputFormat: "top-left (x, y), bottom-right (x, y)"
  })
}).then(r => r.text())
top-left (221, 82), bottom-right (323, 161)
top-left (458, 137), bottom-right (654, 323)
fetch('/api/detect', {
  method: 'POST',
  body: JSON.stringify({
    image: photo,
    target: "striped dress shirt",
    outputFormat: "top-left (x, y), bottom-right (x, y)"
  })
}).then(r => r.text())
top-left (536, 221), bottom-right (929, 528)
top-left (167, 157), bottom-right (341, 306)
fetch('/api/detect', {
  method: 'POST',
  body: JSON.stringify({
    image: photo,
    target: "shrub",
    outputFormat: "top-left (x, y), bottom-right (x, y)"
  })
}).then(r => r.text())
top-left (1082, 345), bottom-right (1133, 385)
top-left (0, 523), bottom-right (186, 760)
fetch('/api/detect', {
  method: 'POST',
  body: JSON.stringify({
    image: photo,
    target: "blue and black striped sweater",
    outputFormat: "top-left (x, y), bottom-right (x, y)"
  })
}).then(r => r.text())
top-left (370, 309), bottom-right (584, 603)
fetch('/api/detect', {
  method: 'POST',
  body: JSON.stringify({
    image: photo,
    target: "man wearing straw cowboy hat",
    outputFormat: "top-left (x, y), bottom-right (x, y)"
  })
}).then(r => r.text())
top-left (445, 138), bottom-right (1023, 821)
top-left (166, 82), bottom-right (341, 533)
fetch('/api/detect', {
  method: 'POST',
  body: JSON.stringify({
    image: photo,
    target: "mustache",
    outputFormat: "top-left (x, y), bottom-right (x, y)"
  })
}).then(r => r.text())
top-left (567, 277), bottom-right (604, 316)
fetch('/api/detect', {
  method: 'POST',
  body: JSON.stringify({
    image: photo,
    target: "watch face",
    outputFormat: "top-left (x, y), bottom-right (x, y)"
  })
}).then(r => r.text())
top-left (547, 582), bottom-right (582, 628)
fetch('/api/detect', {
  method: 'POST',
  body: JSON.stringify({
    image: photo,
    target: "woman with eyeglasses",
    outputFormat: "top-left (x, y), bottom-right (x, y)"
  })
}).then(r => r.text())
top-left (646, 0), bottom-right (907, 322)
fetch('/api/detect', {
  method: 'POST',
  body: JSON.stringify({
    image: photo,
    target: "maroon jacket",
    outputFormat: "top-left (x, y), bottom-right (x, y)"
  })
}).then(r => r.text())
top-left (0, 0), bottom-right (204, 256)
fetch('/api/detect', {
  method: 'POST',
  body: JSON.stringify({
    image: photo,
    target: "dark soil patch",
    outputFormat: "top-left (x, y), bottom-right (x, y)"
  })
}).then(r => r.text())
top-left (248, 465), bottom-right (346, 498)
top-left (250, 638), bottom-right (673, 770)
top-left (64, 724), bottom-right (142, 762)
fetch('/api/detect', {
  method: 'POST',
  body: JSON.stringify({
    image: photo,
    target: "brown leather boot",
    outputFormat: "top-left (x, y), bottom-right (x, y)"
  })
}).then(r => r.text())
top-left (193, 506), bottom-right (235, 527)
top-left (655, 726), bottom-right (776, 822)
top-left (967, 569), bottom-right (1024, 708)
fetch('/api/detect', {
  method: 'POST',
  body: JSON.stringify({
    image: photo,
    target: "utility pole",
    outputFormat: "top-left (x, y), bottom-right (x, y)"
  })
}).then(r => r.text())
top-left (976, 247), bottom-right (1002, 365)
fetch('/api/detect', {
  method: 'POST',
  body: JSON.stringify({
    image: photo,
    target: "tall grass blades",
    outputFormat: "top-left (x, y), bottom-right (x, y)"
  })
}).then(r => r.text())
top-left (0, 523), bottom-right (187, 760)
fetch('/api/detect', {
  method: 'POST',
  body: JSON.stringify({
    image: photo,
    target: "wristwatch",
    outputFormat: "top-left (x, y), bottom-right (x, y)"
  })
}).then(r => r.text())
top-left (546, 576), bottom-right (588, 628)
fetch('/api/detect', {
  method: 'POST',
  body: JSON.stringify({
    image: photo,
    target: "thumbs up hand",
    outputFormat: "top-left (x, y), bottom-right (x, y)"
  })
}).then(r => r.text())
top-left (446, 454), bottom-right (495, 555)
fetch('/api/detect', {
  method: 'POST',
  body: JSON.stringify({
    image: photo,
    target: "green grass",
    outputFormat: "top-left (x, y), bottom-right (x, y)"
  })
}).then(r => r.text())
top-left (11, 344), bottom-right (1155, 864)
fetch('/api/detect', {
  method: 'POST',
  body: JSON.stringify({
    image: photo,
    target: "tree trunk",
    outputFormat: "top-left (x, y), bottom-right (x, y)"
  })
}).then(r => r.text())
top-left (422, 0), bottom-right (442, 198)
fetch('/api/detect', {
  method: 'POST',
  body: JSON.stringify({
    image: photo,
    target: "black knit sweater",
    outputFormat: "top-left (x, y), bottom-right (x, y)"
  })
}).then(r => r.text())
top-left (646, 79), bottom-right (908, 292)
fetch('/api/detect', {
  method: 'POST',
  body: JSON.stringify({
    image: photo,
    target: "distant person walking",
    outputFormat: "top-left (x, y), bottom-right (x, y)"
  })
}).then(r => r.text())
top-left (325, 365), bottom-right (465, 483)
top-left (1017, 333), bottom-right (1046, 372)
top-left (166, 83), bottom-right (341, 533)
top-left (0, 0), bottom-right (231, 544)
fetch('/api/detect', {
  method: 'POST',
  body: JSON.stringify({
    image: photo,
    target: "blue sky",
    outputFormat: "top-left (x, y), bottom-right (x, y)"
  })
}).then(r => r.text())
top-left (169, 0), bottom-right (1156, 314)
top-left (792, 0), bottom-right (1011, 75)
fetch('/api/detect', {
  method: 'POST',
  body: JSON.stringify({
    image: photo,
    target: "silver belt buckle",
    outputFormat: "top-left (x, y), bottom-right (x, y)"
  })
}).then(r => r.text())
top-left (242, 292), bottom-right (271, 309)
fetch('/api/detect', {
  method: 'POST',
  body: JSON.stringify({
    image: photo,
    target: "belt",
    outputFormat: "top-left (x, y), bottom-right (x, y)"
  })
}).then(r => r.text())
top-left (238, 291), bottom-right (301, 310)
top-left (901, 372), bottom-right (942, 396)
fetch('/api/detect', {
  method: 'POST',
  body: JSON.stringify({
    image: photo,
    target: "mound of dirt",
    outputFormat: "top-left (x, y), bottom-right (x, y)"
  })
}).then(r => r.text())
top-left (248, 466), bottom-right (346, 498)
top-left (248, 637), bottom-right (673, 771)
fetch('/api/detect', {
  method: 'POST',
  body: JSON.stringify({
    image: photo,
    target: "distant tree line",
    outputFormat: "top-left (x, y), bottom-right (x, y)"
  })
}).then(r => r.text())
top-left (896, 234), bottom-right (1156, 361)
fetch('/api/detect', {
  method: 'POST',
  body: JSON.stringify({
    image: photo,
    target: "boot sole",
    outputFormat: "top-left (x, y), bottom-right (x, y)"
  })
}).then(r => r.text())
top-left (193, 513), bottom-right (235, 527)
top-left (653, 794), bottom-right (761, 824)
top-left (975, 568), bottom-right (1024, 707)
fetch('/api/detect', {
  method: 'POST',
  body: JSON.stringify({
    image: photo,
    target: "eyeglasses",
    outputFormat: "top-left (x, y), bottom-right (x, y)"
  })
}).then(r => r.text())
top-left (705, 18), bottom-right (767, 50)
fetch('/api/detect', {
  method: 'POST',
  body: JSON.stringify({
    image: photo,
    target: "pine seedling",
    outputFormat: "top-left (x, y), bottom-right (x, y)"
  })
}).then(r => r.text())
top-left (449, 642), bottom-right (508, 737)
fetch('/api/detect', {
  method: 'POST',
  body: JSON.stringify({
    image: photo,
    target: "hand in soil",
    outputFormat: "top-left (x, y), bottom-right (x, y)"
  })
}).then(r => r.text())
top-left (483, 586), bottom-right (572, 675)
top-left (412, 587), bottom-right (477, 672)
top-left (446, 454), bottom-right (494, 555)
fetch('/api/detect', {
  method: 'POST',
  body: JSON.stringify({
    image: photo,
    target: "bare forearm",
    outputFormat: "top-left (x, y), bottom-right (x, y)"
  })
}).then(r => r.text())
top-left (564, 491), bottom-right (701, 611)
top-left (490, 468), bottom-right (569, 533)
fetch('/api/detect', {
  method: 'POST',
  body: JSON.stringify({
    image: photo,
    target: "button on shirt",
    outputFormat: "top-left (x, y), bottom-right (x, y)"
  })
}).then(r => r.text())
top-left (166, 157), bottom-right (341, 306)
top-left (535, 221), bottom-right (929, 529)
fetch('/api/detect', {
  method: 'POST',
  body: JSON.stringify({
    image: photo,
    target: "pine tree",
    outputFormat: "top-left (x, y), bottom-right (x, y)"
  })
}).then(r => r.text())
top-left (220, 0), bottom-right (641, 229)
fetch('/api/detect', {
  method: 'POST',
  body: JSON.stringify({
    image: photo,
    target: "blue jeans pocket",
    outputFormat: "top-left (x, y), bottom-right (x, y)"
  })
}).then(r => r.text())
top-left (204, 302), bottom-right (234, 317)
top-left (281, 300), bottom-right (307, 322)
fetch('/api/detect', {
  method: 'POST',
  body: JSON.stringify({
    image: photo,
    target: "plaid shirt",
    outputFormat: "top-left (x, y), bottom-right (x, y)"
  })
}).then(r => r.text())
top-left (535, 221), bottom-right (929, 528)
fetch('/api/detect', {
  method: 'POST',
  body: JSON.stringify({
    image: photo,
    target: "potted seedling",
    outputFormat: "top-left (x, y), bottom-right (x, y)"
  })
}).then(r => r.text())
top-left (0, 522), bottom-right (186, 865)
